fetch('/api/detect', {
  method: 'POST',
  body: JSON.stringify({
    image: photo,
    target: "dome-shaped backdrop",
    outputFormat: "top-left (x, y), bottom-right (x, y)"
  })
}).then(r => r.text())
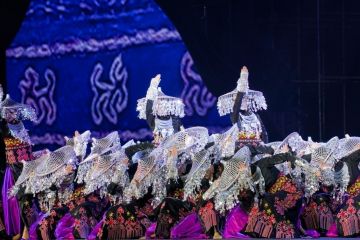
top-left (6, 0), bottom-right (227, 149)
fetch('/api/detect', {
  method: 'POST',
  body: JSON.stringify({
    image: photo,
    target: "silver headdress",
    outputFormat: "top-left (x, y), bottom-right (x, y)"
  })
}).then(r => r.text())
top-left (137, 74), bottom-right (185, 119)
top-left (159, 126), bottom-right (209, 158)
top-left (137, 90), bottom-right (185, 119)
top-left (83, 150), bottom-right (129, 200)
top-left (287, 135), bottom-right (314, 156)
top-left (334, 162), bottom-right (350, 202)
top-left (124, 153), bottom-right (156, 201)
top-left (0, 94), bottom-right (37, 122)
top-left (265, 141), bottom-right (282, 150)
top-left (10, 152), bottom-right (49, 196)
top-left (203, 146), bottom-right (253, 213)
top-left (0, 93), bottom-right (37, 144)
top-left (274, 132), bottom-right (301, 154)
top-left (296, 136), bottom-right (339, 198)
top-left (65, 130), bottom-right (91, 160)
top-left (334, 136), bottom-right (360, 200)
top-left (7, 121), bottom-right (32, 145)
top-left (212, 125), bottom-right (239, 160)
top-left (183, 147), bottom-right (214, 200)
top-left (125, 127), bottom-right (208, 207)
top-left (32, 145), bottom-right (77, 194)
top-left (273, 132), bottom-right (303, 175)
top-left (76, 131), bottom-right (120, 184)
top-left (217, 67), bottom-right (267, 116)
top-left (334, 136), bottom-right (360, 161)
top-left (152, 89), bottom-right (185, 118)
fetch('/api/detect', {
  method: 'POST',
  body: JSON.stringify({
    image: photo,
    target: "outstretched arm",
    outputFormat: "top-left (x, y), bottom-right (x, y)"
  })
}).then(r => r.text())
top-left (255, 113), bottom-right (268, 143)
top-left (145, 100), bottom-right (155, 130)
top-left (230, 91), bottom-right (245, 125)
top-left (257, 152), bottom-right (295, 169)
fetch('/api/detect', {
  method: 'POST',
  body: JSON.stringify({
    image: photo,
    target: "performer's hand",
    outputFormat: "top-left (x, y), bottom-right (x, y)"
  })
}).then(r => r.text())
top-left (169, 147), bottom-right (178, 158)
top-left (65, 164), bottom-right (74, 174)
top-left (150, 74), bottom-right (161, 88)
top-left (146, 74), bottom-right (161, 100)
top-left (279, 144), bottom-right (289, 153)
top-left (236, 66), bottom-right (249, 92)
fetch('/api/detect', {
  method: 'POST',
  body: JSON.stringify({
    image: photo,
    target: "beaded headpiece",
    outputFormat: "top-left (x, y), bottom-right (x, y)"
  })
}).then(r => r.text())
top-left (212, 124), bottom-right (239, 160)
top-left (203, 146), bottom-right (253, 213)
top-left (83, 150), bottom-right (129, 199)
top-left (125, 127), bottom-right (209, 207)
top-left (76, 131), bottom-right (120, 184)
top-left (183, 147), bottom-right (214, 200)
top-left (65, 130), bottom-right (91, 160)
top-left (137, 88), bottom-right (185, 119)
top-left (334, 136), bottom-right (360, 160)
top-left (217, 67), bottom-right (267, 116)
top-left (10, 152), bottom-right (49, 196)
top-left (0, 93), bottom-right (37, 122)
top-left (31, 145), bottom-right (77, 194)
top-left (137, 74), bottom-right (184, 119)
top-left (296, 137), bottom-right (339, 198)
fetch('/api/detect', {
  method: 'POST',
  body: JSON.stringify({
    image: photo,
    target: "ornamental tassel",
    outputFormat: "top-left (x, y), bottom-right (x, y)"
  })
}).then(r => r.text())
top-left (135, 223), bottom-right (143, 238)
top-left (108, 224), bottom-right (115, 240)
top-left (303, 209), bottom-right (318, 230)
top-left (276, 230), bottom-right (294, 239)
top-left (200, 208), bottom-right (217, 231)
top-left (111, 223), bottom-right (126, 239)
top-left (120, 224), bottom-right (127, 239)
top-left (126, 224), bottom-right (134, 239)
top-left (156, 220), bottom-right (170, 238)
top-left (245, 215), bottom-right (256, 232)
top-left (39, 220), bottom-right (50, 240)
top-left (319, 210), bottom-right (333, 230)
top-left (253, 218), bottom-right (262, 234)
top-left (341, 219), bottom-right (349, 236)
top-left (79, 221), bottom-right (90, 239)
top-left (254, 218), bottom-right (273, 238)
top-left (348, 214), bottom-right (359, 235)
top-left (261, 221), bottom-right (273, 238)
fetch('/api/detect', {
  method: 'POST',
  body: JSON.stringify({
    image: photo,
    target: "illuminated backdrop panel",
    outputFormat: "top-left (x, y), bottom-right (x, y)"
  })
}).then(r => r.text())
top-left (6, 0), bottom-right (228, 149)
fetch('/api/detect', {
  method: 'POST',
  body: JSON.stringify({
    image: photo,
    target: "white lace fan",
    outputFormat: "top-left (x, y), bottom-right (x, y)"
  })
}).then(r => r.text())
top-left (32, 145), bottom-right (77, 193)
top-left (65, 130), bottom-right (91, 160)
top-left (76, 131), bottom-right (120, 183)
top-left (203, 146), bottom-right (252, 213)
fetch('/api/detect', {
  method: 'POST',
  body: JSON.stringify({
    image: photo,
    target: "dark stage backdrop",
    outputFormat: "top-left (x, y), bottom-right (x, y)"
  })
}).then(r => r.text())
top-left (5, 0), bottom-right (360, 150)
top-left (155, 0), bottom-right (360, 142)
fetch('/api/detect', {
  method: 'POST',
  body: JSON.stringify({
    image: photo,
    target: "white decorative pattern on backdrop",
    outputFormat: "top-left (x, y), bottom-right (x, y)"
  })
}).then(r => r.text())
top-left (90, 54), bottom-right (129, 125)
top-left (180, 51), bottom-right (216, 116)
top-left (19, 67), bottom-right (57, 125)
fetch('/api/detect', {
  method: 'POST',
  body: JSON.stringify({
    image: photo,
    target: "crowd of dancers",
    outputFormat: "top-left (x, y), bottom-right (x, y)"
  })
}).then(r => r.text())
top-left (1, 67), bottom-right (360, 239)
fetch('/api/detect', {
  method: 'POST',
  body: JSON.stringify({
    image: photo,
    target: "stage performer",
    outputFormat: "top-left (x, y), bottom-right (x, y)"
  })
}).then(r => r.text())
top-left (331, 136), bottom-right (360, 237)
top-left (217, 66), bottom-right (268, 151)
top-left (0, 86), bottom-right (37, 239)
top-left (136, 74), bottom-right (185, 145)
top-left (244, 136), bottom-right (301, 238)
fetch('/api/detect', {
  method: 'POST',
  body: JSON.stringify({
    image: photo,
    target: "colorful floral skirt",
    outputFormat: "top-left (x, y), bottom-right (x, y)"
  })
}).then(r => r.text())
top-left (99, 201), bottom-right (153, 240)
top-left (301, 192), bottom-right (338, 234)
top-left (154, 197), bottom-right (195, 239)
top-left (335, 177), bottom-right (360, 237)
top-left (33, 207), bottom-right (68, 240)
top-left (197, 200), bottom-right (219, 235)
top-left (245, 175), bottom-right (302, 238)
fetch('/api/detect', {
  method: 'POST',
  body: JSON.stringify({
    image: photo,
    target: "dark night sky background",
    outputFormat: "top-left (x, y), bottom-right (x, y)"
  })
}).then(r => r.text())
top-left (156, 0), bottom-right (360, 142)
